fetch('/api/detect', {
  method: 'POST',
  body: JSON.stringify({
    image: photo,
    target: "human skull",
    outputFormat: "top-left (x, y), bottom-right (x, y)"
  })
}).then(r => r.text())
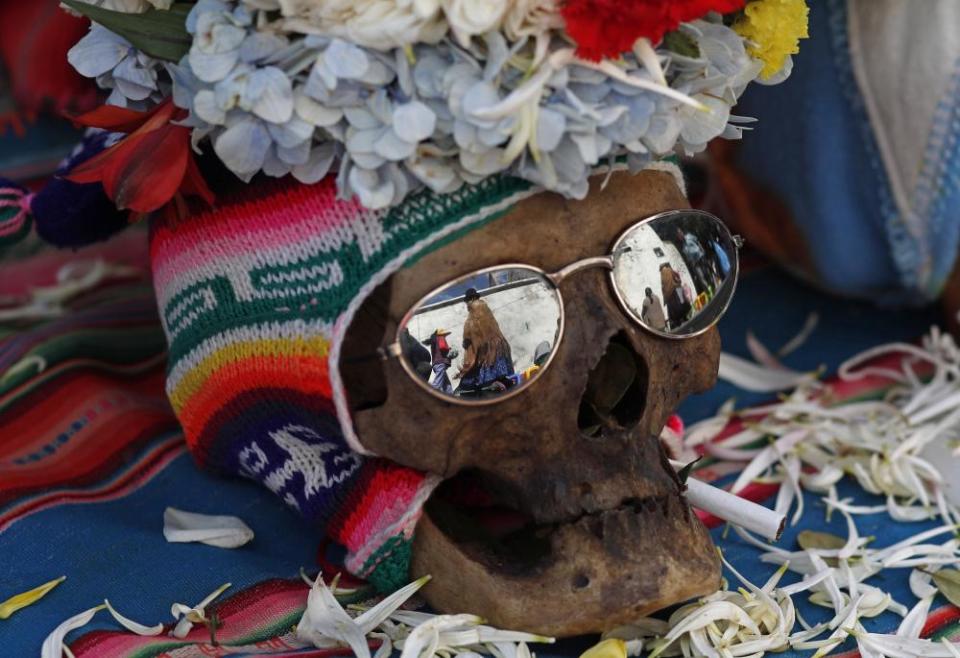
top-left (340, 170), bottom-right (721, 636)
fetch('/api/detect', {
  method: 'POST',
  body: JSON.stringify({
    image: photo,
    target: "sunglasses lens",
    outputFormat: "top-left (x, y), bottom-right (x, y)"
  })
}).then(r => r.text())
top-left (613, 211), bottom-right (738, 336)
top-left (399, 267), bottom-right (562, 402)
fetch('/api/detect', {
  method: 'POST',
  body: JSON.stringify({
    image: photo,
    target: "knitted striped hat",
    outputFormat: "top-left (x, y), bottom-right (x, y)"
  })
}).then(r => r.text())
top-left (153, 164), bottom-right (684, 590)
top-left (152, 171), bottom-right (546, 591)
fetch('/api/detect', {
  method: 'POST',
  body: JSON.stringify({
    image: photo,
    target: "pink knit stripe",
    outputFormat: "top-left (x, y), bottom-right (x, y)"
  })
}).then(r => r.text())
top-left (152, 219), bottom-right (358, 294)
top-left (151, 178), bottom-right (373, 286)
top-left (337, 474), bottom-right (427, 554)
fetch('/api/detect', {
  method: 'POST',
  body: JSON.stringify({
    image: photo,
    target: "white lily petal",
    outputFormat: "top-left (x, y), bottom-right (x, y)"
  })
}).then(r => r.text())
top-left (355, 576), bottom-right (431, 633)
top-left (163, 507), bottom-right (254, 549)
top-left (399, 614), bottom-right (483, 658)
top-left (42, 605), bottom-right (105, 658)
top-left (898, 595), bottom-right (933, 639)
top-left (718, 352), bottom-right (816, 392)
top-left (632, 38), bottom-right (667, 86)
top-left (170, 582), bottom-right (231, 639)
top-left (730, 429), bottom-right (808, 495)
top-left (296, 573), bottom-right (370, 658)
top-left (104, 599), bottom-right (164, 636)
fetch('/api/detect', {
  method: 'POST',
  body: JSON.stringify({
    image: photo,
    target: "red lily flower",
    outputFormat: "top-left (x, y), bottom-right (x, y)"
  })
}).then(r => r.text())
top-left (562, 0), bottom-right (746, 61)
top-left (67, 98), bottom-right (214, 214)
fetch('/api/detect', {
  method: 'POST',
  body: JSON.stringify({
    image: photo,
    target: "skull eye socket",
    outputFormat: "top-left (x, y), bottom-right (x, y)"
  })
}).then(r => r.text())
top-left (578, 332), bottom-right (648, 438)
top-left (397, 266), bottom-right (562, 403)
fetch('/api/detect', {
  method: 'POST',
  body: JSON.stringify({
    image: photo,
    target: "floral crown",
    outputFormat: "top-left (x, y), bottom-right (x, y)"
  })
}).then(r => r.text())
top-left (62, 0), bottom-right (809, 213)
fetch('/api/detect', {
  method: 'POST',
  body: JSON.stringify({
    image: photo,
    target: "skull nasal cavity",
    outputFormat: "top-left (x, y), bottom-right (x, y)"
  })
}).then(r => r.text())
top-left (577, 332), bottom-right (648, 438)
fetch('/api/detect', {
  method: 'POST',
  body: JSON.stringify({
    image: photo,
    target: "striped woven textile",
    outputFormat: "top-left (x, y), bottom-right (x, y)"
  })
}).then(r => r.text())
top-left (0, 271), bottom-right (177, 530)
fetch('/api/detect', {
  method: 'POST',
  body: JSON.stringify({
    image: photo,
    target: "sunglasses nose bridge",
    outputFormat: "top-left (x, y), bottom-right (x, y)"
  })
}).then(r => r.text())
top-left (548, 255), bottom-right (615, 287)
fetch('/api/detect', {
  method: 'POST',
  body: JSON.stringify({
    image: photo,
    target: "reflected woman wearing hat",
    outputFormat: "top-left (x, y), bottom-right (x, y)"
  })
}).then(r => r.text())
top-left (455, 288), bottom-right (515, 395)
top-left (423, 328), bottom-right (457, 394)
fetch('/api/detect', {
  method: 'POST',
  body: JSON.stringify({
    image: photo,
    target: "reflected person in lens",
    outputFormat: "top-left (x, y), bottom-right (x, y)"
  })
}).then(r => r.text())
top-left (455, 288), bottom-right (515, 397)
top-left (660, 262), bottom-right (690, 330)
top-left (423, 328), bottom-right (457, 394)
top-left (640, 287), bottom-right (668, 332)
top-left (400, 327), bottom-right (432, 381)
top-left (676, 227), bottom-right (710, 294)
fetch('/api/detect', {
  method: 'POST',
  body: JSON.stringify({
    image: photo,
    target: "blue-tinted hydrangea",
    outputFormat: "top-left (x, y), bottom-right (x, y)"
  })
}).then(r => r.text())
top-left (67, 24), bottom-right (164, 107)
top-left (68, 1), bottom-right (786, 210)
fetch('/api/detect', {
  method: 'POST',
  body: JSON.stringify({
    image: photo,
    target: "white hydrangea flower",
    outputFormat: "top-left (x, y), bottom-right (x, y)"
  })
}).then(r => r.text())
top-left (274, 0), bottom-right (446, 51)
top-left (68, 24), bottom-right (134, 80)
top-left (442, 0), bottom-right (509, 47)
top-left (502, 0), bottom-right (563, 41)
top-left (189, 11), bottom-right (248, 82)
top-left (67, 23), bottom-right (162, 106)
top-left (154, 1), bottom-right (784, 208)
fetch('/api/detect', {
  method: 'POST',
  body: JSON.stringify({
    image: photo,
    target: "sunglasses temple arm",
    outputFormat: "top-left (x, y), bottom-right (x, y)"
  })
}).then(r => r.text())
top-left (339, 343), bottom-right (400, 366)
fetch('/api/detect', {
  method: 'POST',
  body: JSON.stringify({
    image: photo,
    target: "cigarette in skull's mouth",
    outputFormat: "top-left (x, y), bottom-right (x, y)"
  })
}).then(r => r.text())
top-left (670, 460), bottom-right (786, 541)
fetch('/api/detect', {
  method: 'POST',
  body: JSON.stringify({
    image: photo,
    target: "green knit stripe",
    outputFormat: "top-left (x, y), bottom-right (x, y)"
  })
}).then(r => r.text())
top-left (362, 535), bottom-right (413, 594)
top-left (163, 174), bottom-right (533, 365)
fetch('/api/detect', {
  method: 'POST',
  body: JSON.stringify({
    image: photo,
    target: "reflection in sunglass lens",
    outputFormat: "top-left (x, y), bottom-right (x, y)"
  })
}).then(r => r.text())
top-left (612, 211), bottom-right (737, 337)
top-left (398, 267), bottom-right (562, 402)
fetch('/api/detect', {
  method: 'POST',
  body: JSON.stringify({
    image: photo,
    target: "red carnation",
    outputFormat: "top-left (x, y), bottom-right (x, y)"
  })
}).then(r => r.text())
top-left (561, 0), bottom-right (746, 61)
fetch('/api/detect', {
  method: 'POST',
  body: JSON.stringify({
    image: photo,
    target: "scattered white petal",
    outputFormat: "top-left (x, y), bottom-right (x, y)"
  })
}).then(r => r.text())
top-left (718, 352), bottom-right (816, 392)
top-left (296, 573), bottom-right (370, 658)
top-left (104, 599), bottom-right (164, 636)
top-left (170, 582), bottom-right (231, 639)
top-left (163, 507), bottom-right (254, 549)
top-left (42, 605), bottom-right (105, 658)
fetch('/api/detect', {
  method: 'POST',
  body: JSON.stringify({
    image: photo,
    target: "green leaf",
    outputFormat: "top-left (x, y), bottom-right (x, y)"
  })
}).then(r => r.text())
top-left (662, 31), bottom-right (700, 59)
top-left (933, 570), bottom-right (960, 608)
top-left (797, 530), bottom-right (845, 566)
top-left (62, 0), bottom-right (193, 62)
top-left (677, 457), bottom-right (701, 485)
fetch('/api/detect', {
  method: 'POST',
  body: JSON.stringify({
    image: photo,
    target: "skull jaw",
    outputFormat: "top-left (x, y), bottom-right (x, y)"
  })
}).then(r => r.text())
top-left (410, 490), bottom-right (721, 637)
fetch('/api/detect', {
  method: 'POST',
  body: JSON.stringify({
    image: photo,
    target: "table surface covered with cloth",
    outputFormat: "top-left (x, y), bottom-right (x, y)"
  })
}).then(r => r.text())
top-left (1, 231), bottom-right (957, 657)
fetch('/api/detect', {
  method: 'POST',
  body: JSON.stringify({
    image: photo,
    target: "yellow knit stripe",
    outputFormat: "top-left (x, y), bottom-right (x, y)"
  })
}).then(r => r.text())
top-left (168, 334), bottom-right (330, 413)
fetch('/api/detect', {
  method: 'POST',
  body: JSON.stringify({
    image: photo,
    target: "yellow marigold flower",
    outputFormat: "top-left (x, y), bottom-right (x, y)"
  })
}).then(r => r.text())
top-left (735, 0), bottom-right (810, 79)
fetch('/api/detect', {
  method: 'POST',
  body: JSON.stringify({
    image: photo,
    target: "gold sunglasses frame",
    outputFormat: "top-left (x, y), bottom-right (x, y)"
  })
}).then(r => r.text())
top-left (383, 208), bottom-right (741, 406)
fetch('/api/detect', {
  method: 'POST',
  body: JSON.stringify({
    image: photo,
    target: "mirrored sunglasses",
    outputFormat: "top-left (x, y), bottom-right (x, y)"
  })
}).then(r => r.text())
top-left (381, 209), bottom-right (741, 405)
